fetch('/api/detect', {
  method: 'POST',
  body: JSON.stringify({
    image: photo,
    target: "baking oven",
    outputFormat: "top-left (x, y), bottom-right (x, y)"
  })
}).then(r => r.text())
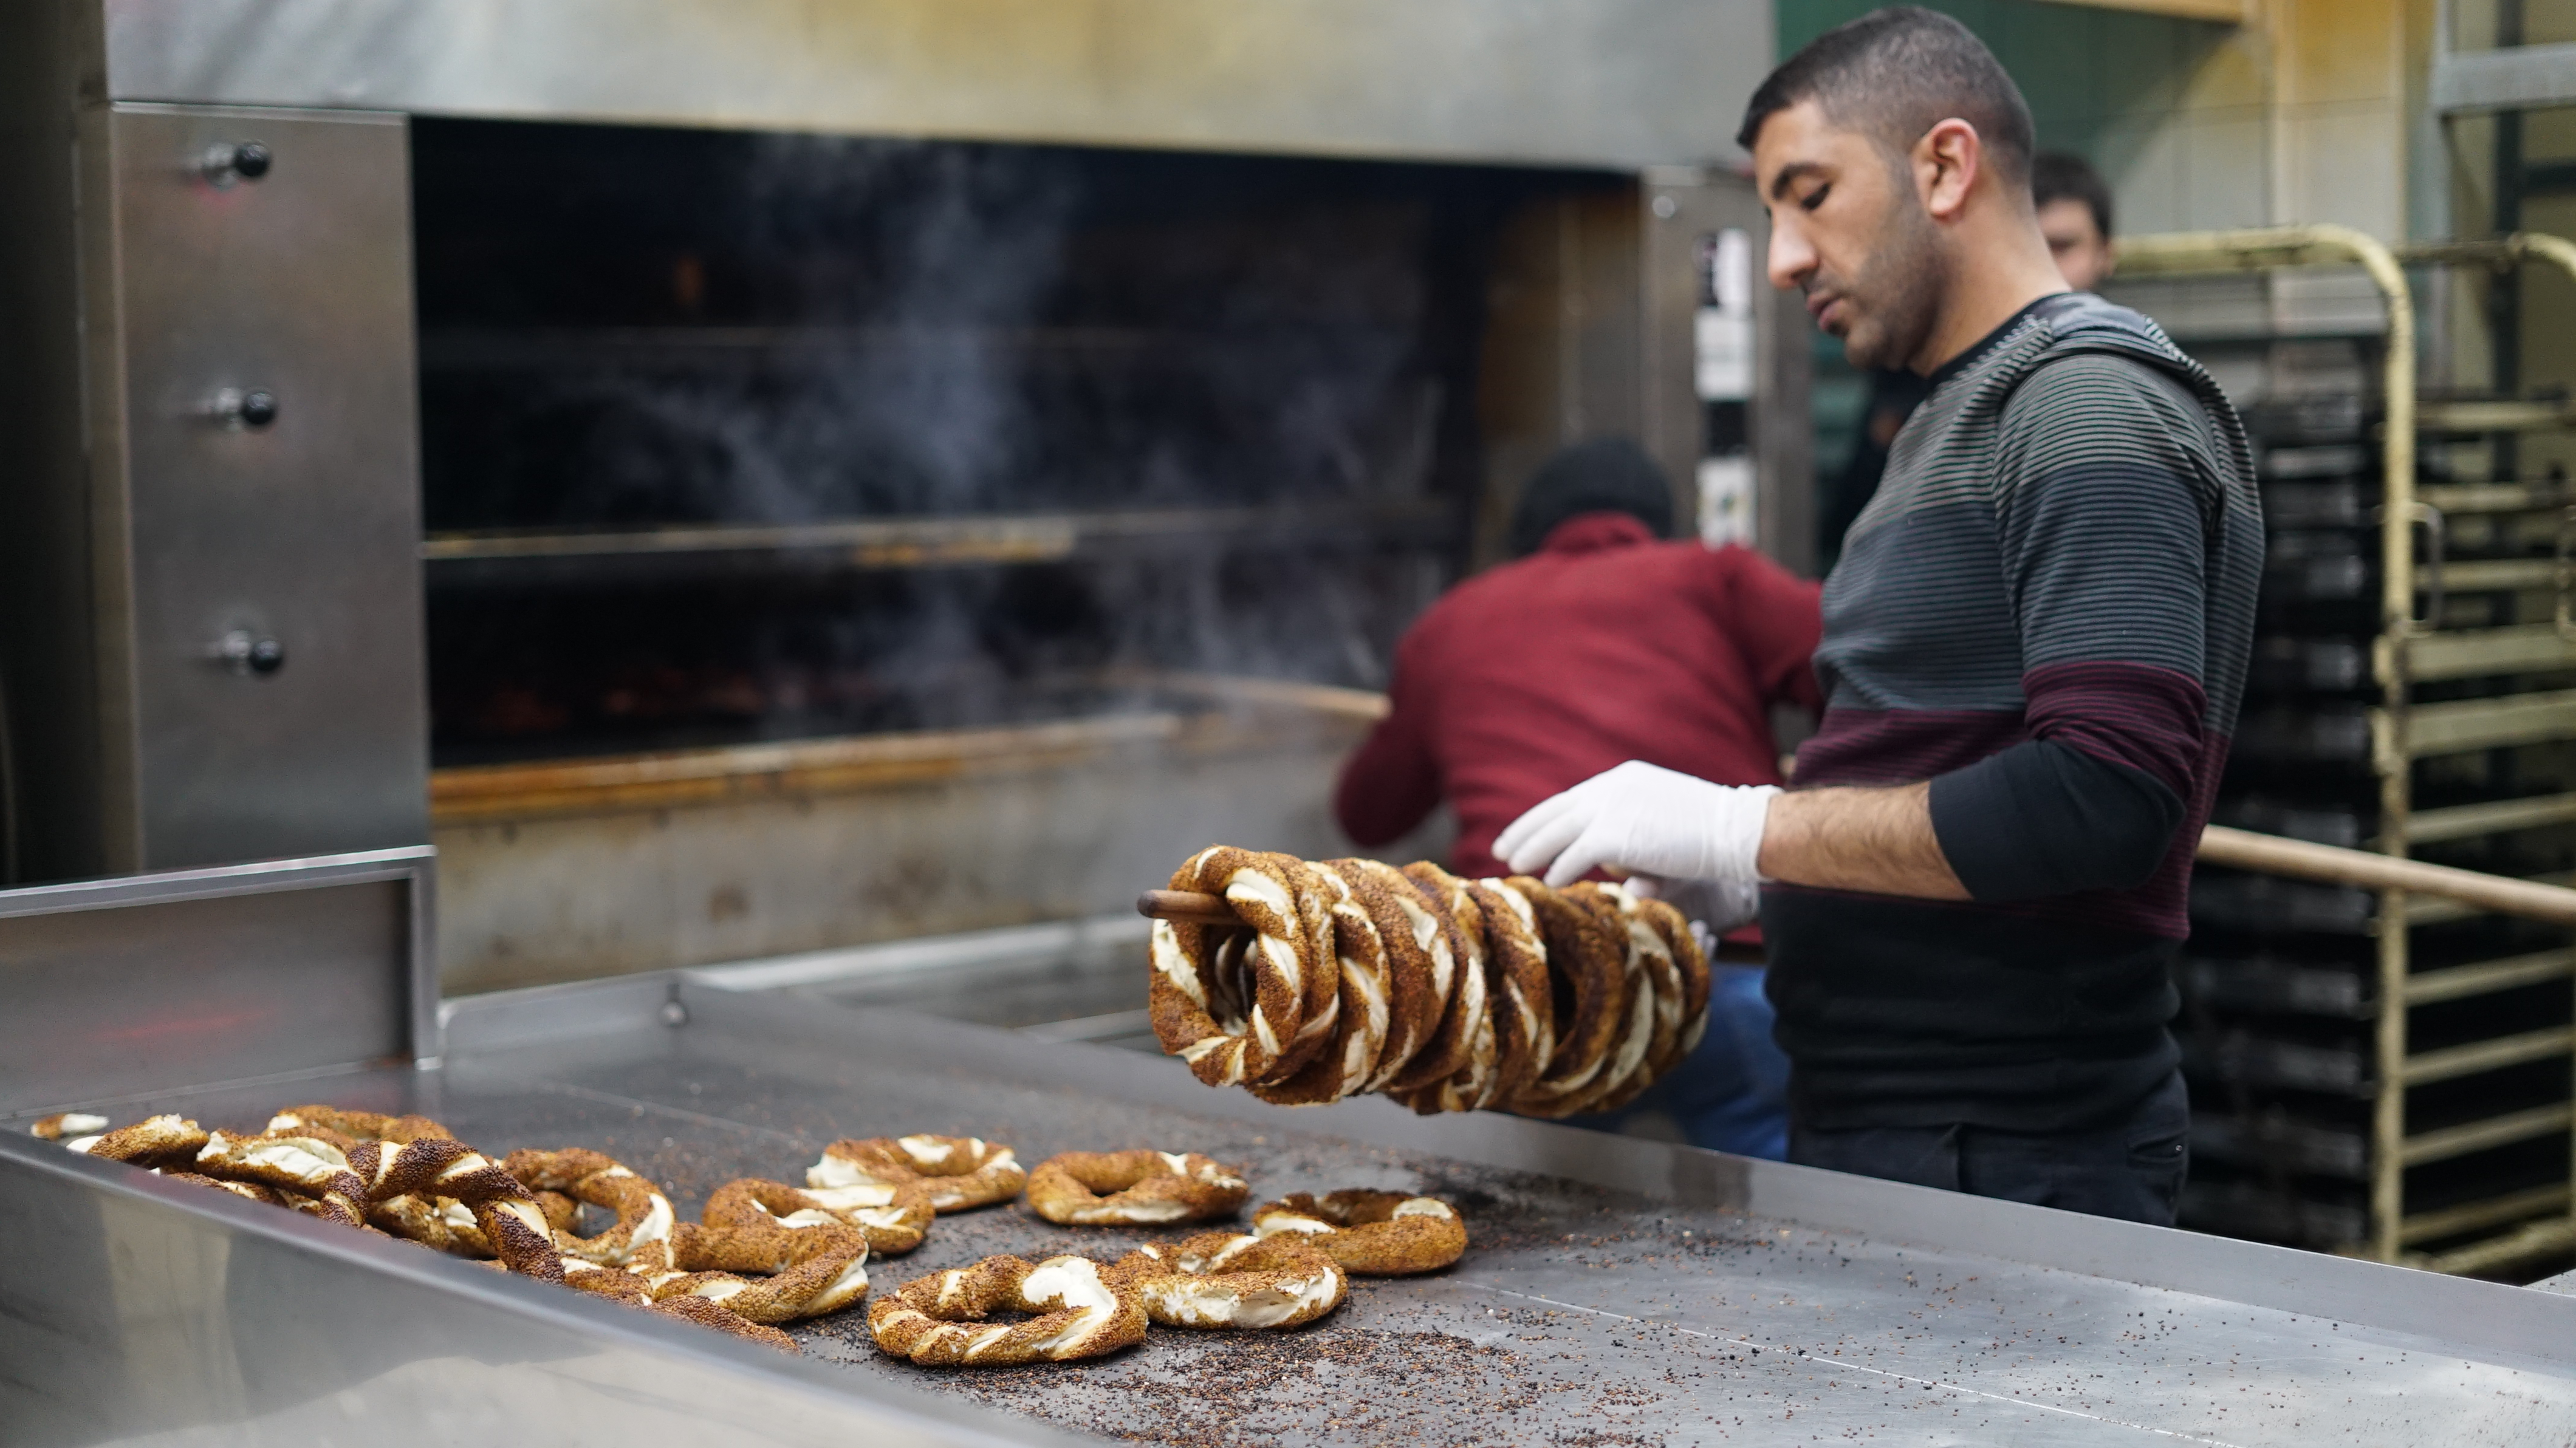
top-left (0, 0), bottom-right (1804, 991)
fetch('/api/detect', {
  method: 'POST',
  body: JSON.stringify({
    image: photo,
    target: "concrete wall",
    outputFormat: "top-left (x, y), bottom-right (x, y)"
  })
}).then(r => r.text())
top-left (2266, 0), bottom-right (2419, 332)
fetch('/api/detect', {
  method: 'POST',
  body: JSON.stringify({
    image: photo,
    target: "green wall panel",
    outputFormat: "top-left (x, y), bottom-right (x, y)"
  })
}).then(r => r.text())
top-left (1773, 1), bottom-right (2234, 569)
top-left (1772, 1), bottom-right (2226, 195)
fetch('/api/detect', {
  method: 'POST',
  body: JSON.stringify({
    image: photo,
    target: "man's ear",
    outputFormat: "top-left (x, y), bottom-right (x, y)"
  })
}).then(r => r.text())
top-left (1913, 118), bottom-right (1982, 224)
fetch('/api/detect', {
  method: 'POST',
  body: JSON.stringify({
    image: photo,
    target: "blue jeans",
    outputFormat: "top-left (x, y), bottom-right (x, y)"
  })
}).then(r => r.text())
top-left (1787, 1069), bottom-right (2191, 1226)
top-left (1572, 966), bottom-right (1790, 1159)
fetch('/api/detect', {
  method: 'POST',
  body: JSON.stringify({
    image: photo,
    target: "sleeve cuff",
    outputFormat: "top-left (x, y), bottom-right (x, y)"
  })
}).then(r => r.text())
top-left (1929, 740), bottom-right (2186, 902)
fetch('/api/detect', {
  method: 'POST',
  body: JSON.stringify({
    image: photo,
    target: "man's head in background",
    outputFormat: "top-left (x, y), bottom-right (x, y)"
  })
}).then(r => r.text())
top-left (1736, 7), bottom-right (2054, 373)
top-left (1507, 438), bottom-right (1673, 558)
top-left (2032, 151), bottom-right (2115, 291)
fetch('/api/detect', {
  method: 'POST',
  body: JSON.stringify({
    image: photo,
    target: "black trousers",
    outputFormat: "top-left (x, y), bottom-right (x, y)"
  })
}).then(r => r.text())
top-left (1787, 1070), bottom-right (2190, 1227)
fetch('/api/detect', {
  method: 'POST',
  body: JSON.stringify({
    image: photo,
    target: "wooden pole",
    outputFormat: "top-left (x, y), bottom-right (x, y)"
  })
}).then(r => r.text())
top-left (1134, 890), bottom-right (1241, 926)
top-left (1141, 827), bottom-right (2576, 932)
top-left (2196, 824), bottom-right (2576, 927)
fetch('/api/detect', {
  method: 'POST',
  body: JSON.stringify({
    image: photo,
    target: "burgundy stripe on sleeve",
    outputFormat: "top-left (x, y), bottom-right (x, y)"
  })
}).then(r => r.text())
top-left (1793, 708), bottom-right (2026, 788)
top-left (2023, 660), bottom-right (2205, 797)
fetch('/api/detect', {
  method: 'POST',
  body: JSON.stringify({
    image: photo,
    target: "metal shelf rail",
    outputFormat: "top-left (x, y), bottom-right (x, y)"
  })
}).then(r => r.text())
top-left (2122, 225), bottom-right (2576, 1273)
top-left (419, 502), bottom-right (1464, 586)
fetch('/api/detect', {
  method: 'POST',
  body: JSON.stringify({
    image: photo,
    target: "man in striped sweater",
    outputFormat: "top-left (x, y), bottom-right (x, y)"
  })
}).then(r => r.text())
top-left (1497, 8), bottom-right (2261, 1225)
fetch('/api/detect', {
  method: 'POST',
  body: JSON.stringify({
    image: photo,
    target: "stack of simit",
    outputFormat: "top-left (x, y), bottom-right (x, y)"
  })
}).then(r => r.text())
top-left (1148, 848), bottom-right (1708, 1117)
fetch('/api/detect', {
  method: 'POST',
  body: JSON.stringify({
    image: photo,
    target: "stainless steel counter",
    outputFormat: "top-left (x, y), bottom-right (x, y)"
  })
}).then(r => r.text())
top-left (9, 969), bottom-right (2576, 1446)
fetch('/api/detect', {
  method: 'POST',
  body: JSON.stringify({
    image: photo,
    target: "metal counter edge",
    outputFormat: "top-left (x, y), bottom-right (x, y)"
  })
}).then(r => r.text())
top-left (0, 1127), bottom-right (1108, 1447)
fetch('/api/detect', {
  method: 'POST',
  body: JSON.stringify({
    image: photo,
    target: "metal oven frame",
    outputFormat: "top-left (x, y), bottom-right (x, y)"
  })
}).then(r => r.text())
top-left (0, 0), bottom-right (1806, 901)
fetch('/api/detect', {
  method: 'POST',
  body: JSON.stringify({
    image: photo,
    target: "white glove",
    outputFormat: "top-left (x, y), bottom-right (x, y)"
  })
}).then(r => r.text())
top-left (1630, 874), bottom-right (1764, 938)
top-left (1493, 760), bottom-right (1778, 915)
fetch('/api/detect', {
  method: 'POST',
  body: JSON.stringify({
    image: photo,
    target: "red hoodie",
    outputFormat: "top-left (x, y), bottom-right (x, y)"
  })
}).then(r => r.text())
top-left (1336, 511), bottom-right (1823, 876)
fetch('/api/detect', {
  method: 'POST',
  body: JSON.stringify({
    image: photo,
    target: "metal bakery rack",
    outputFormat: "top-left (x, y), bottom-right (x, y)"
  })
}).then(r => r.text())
top-left (9, 850), bottom-right (2576, 1446)
top-left (2119, 227), bottom-right (2576, 1276)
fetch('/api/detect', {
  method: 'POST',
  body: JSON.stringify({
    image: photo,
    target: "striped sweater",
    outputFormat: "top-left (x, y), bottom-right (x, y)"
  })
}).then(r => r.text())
top-left (1764, 293), bottom-right (2262, 1132)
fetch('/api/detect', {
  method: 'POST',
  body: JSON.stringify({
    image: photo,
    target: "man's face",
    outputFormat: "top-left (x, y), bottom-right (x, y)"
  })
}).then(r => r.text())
top-left (1752, 99), bottom-right (1945, 372)
top-left (2038, 197), bottom-right (2114, 291)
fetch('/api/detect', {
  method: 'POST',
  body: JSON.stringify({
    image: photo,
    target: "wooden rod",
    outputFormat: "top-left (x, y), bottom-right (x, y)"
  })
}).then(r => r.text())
top-left (1139, 887), bottom-right (1773, 965)
top-left (1141, 826), bottom-right (2576, 945)
top-left (1136, 890), bottom-right (1240, 926)
top-left (2197, 824), bottom-right (2576, 927)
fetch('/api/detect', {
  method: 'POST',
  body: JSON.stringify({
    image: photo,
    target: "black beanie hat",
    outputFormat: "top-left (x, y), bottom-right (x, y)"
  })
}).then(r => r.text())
top-left (1507, 437), bottom-right (1674, 558)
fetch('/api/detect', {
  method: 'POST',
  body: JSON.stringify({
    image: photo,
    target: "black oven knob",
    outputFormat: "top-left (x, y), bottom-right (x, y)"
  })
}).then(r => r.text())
top-left (207, 388), bottom-right (278, 429)
top-left (216, 630), bottom-right (286, 676)
top-left (200, 140), bottom-right (272, 186)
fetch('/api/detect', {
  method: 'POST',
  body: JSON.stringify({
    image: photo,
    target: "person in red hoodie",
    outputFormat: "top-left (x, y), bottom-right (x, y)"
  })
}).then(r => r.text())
top-left (1335, 437), bottom-right (1822, 1155)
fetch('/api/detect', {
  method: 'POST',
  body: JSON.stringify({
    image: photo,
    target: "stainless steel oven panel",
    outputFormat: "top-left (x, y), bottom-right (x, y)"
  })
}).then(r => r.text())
top-left (0, 847), bottom-right (437, 1116)
top-left (98, 105), bottom-right (430, 872)
top-left (98, 0), bottom-right (1772, 169)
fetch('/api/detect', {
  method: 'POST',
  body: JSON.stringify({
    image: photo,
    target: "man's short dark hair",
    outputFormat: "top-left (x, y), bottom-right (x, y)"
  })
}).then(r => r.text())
top-left (1736, 7), bottom-right (2035, 186)
top-left (2031, 151), bottom-right (2114, 240)
top-left (1508, 437), bottom-right (1673, 557)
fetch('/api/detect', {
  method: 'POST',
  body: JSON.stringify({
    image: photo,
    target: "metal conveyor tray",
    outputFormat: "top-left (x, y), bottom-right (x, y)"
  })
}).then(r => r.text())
top-left (8, 972), bottom-right (2576, 1445)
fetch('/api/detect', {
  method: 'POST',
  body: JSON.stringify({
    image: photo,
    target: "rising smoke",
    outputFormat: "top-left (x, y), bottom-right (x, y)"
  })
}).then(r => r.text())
top-left (422, 125), bottom-right (1487, 756)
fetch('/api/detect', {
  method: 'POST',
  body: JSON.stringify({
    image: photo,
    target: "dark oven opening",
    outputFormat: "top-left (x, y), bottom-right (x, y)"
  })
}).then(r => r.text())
top-left (413, 118), bottom-right (1626, 766)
